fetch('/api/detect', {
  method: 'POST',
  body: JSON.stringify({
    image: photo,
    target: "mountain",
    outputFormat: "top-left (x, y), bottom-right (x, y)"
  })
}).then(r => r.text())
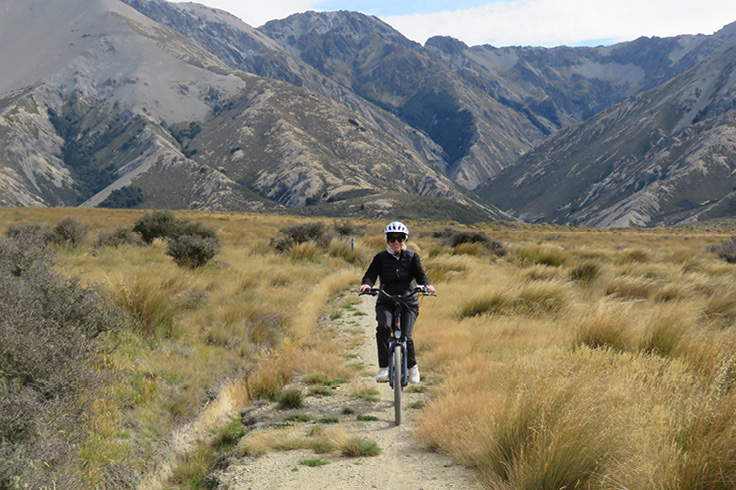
top-left (475, 26), bottom-right (736, 227)
top-left (3, 0), bottom-right (736, 227)
top-left (0, 0), bottom-right (502, 222)
top-left (258, 12), bottom-right (736, 190)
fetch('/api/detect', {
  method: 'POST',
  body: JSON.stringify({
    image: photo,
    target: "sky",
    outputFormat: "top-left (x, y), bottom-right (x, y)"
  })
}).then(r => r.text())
top-left (185, 0), bottom-right (736, 48)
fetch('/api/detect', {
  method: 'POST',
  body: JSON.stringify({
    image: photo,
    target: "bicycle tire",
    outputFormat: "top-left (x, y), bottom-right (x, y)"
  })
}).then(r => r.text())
top-left (393, 344), bottom-right (402, 425)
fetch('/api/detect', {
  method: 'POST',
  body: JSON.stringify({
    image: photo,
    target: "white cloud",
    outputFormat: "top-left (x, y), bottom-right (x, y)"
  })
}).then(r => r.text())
top-left (382, 0), bottom-right (736, 47)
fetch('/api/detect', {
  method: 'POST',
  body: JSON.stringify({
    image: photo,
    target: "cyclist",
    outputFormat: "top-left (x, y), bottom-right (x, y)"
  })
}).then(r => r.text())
top-left (358, 221), bottom-right (436, 384)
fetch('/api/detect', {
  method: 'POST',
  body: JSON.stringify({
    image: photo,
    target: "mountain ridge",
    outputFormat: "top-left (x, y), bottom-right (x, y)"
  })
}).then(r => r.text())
top-left (2, 0), bottom-right (736, 226)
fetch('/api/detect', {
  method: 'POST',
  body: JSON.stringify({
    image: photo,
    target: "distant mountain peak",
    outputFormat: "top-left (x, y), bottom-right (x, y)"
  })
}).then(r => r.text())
top-left (425, 36), bottom-right (468, 54)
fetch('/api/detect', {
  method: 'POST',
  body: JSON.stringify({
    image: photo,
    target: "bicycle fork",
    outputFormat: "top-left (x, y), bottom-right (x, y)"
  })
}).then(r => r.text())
top-left (388, 305), bottom-right (408, 389)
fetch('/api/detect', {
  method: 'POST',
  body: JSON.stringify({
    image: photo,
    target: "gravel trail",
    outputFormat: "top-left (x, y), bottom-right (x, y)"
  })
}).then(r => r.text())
top-left (216, 293), bottom-right (482, 490)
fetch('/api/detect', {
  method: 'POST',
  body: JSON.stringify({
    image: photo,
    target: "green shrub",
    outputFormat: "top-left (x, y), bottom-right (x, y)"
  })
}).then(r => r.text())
top-left (95, 227), bottom-right (143, 248)
top-left (333, 219), bottom-right (364, 237)
top-left (50, 217), bottom-right (88, 246)
top-left (5, 223), bottom-right (54, 244)
top-left (710, 237), bottom-right (736, 263)
top-left (339, 437), bottom-right (381, 457)
top-left (271, 222), bottom-right (331, 252)
top-left (133, 211), bottom-right (179, 244)
top-left (0, 234), bottom-right (125, 488)
top-left (166, 234), bottom-right (220, 268)
top-left (177, 221), bottom-right (218, 240)
top-left (432, 228), bottom-right (508, 256)
top-left (211, 417), bottom-right (246, 451)
top-left (133, 212), bottom-right (221, 267)
top-left (300, 459), bottom-right (330, 467)
top-left (276, 388), bottom-right (303, 410)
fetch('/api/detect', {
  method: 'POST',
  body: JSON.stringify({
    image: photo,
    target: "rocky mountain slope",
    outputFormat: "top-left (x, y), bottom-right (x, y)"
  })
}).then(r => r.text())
top-left (259, 13), bottom-right (736, 190)
top-left (2, 0), bottom-right (736, 226)
top-left (475, 32), bottom-right (736, 227)
top-left (0, 0), bottom-right (500, 221)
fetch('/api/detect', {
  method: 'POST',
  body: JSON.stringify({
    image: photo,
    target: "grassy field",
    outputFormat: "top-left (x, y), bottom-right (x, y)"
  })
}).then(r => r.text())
top-left (2, 207), bottom-right (736, 489)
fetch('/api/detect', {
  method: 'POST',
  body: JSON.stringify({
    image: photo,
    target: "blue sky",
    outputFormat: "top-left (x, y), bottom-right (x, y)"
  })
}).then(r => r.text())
top-left (191, 0), bottom-right (736, 47)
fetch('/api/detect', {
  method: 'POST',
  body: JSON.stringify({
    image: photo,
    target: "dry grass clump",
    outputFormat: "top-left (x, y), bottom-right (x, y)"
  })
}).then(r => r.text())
top-left (514, 245), bottom-right (568, 267)
top-left (568, 261), bottom-right (601, 284)
top-left (326, 426), bottom-right (381, 457)
top-left (522, 264), bottom-right (565, 282)
top-left (701, 289), bottom-right (736, 328)
top-left (570, 300), bottom-right (637, 351)
top-left (604, 276), bottom-right (656, 300)
top-left (457, 280), bottom-right (570, 319)
top-left (112, 275), bottom-right (179, 337)
top-left (240, 425), bottom-right (379, 459)
top-left (423, 254), bottom-right (473, 282)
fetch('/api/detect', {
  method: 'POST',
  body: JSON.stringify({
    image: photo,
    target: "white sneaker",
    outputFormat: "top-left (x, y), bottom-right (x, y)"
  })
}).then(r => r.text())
top-left (375, 367), bottom-right (389, 383)
top-left (408, 365), bottom-right (420, 384)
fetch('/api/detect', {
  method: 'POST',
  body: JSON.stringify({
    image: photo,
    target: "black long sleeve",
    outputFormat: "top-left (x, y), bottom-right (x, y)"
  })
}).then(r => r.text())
top-left (361, 249), bottom-right (429, 297)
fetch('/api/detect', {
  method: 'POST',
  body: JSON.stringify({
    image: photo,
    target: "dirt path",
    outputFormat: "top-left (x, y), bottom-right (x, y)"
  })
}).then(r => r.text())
top-left (216, 293), bottom-right (482, 490)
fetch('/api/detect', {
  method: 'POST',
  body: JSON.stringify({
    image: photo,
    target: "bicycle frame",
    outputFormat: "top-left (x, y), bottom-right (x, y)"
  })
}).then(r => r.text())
top-left (387, 298), bottom-right (408, 390)
top-left (360, 285), bottom-right (434, 425)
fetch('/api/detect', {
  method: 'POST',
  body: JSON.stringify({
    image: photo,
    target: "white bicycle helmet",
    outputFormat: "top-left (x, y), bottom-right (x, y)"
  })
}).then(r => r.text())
top-left (384, 221), bottom-right (409, 237)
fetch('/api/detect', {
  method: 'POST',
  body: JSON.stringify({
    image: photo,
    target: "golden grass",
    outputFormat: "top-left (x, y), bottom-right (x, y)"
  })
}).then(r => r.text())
top-left (5, 207), bottom-right (736, 489)
top-left (413, 224), bottom-right (736, 488)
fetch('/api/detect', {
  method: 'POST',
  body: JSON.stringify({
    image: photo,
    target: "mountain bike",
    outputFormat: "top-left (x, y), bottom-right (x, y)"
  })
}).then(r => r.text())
top-left (360, 285), bottom-right (435, 425)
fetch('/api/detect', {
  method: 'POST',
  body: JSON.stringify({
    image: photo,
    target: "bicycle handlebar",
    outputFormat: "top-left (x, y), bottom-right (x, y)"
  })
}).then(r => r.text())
top-left (359, 286), bottom-right (436, 298)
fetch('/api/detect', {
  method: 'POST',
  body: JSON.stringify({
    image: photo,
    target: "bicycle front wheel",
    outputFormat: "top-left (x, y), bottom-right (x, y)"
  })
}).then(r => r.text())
top-left (393, 344), bottom-right (402, 426)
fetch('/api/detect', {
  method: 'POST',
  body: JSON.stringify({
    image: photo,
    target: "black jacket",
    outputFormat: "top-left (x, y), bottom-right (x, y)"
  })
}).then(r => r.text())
top-left (361, 249), bottom-right (430, 304)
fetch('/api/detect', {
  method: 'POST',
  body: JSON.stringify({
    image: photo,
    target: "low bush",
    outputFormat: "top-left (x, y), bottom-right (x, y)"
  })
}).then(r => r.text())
top-left (5, 222), bottom-right (54, 244)
top-left (50, 217), bottom-right (88, 246)
top-left (95, 227), bottom-right (142, 248)
top-left (134, 211), bottom-right (221, 267)
top-left (0, 233), bottom-right (125, 488)
top-left (333, 219), bottom-right (364, 237)
top-left (432, 228), bottom-right (508, 256)
top-left (167, 234), bottom-right (221, 268)
top-left (709, 237), bottom-right (736, 263)
top-left (133, 211), bottom-right (180, 244)
top-left (271, 222), bottom-right (332, 252)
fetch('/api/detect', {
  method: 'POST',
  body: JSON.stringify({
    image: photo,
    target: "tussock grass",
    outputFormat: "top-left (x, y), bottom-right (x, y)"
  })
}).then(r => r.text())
top-left (327, 426), bottom-right (381, 457)
top-left (276, 387), bottom-right (303, 410)
top-left (457, 280), bottom-right (569, 319)
top-left (412, 223), bottom-right (736, 488)
top-left (514, 245), bottom-right (568, 267)
top-left (604, 276), bottom-right (656, 300)
top-left (5, 208), bottom-right (736, 489)
top-left (112, 275), bottom-right (179, 337)
top-left (424, 254), bottom-right (473, 282)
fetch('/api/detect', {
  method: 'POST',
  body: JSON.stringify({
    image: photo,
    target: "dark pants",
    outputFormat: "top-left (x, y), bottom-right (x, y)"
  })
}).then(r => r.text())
top-left (375, 301), bottom-right (419, 369)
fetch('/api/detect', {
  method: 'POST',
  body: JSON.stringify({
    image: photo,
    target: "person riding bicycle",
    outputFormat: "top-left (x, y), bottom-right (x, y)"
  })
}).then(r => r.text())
top-left (358, 221), bottom-right (435, 384)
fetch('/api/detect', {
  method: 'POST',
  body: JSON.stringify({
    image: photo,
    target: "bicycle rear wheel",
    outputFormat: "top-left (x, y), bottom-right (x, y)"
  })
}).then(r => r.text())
top-left (393, 344), bottom-right (402, 425)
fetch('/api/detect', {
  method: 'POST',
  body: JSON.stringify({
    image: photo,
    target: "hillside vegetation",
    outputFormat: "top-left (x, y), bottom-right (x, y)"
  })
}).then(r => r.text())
top-left (2, 207), bottom-right (736, 489)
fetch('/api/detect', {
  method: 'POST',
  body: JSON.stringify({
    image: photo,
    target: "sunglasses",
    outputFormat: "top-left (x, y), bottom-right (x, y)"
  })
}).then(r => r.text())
top-left (387, 235), bottom-right (406, 243)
